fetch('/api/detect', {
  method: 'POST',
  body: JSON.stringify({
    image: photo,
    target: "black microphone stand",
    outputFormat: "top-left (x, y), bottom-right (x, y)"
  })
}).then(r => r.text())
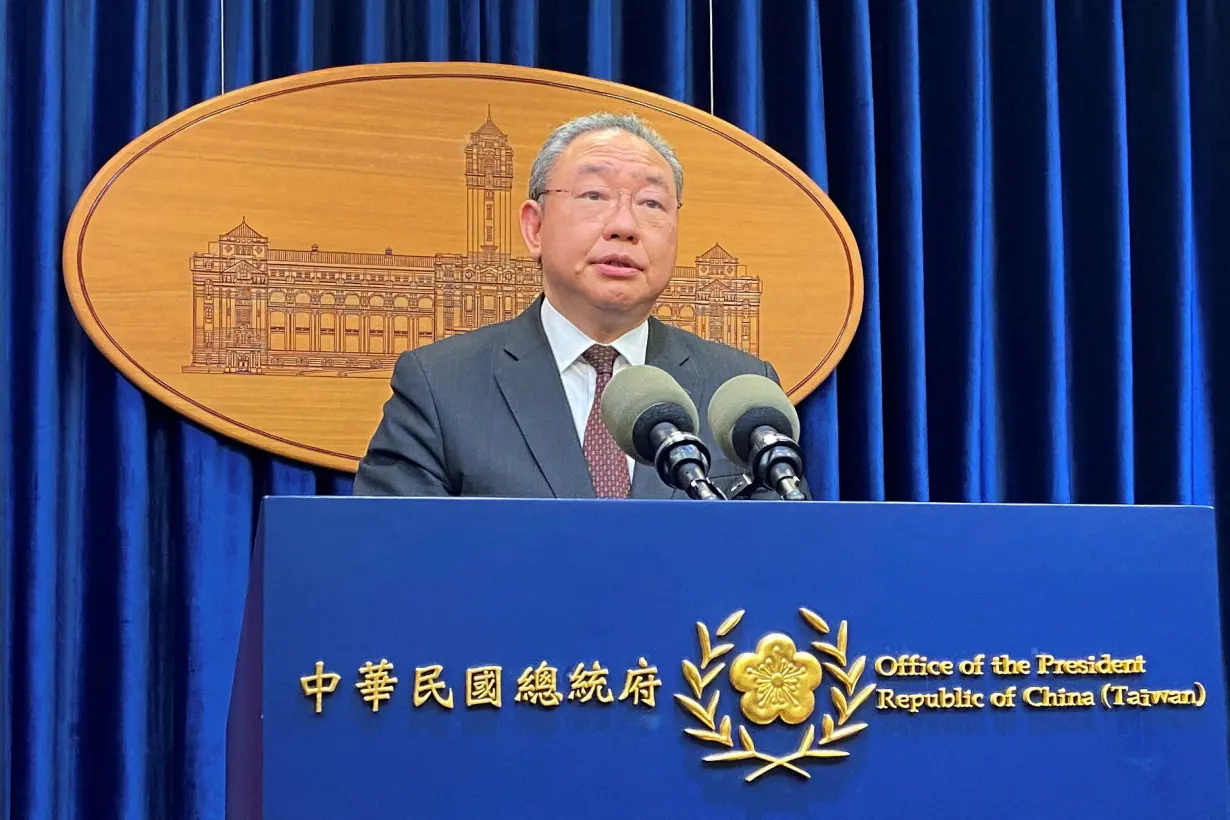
top-left (747, 426), bottom-right (807, 501)
top-left (648, 423), bottom-right (727, 500)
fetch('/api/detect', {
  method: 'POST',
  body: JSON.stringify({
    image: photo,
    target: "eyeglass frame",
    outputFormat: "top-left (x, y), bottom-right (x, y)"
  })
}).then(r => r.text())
top-left (535, 185), bottom-right (684, 215)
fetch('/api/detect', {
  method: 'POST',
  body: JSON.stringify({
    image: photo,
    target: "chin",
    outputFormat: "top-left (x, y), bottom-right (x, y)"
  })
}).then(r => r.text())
top-left (588, 279), bottom-right (644, 303)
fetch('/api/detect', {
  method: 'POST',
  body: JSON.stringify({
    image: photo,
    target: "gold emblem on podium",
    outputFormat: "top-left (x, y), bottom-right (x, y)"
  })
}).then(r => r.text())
top-left (675, 608), bottom-right (876, 782)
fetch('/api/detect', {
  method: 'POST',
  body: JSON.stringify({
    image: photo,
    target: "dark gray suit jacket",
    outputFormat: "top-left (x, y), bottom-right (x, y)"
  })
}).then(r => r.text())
top-left (353, 297), bottom-right (796, 500)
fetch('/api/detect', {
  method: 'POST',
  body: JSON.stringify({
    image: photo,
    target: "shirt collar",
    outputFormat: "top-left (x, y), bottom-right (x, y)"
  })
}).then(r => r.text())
top-left (540, 295), bottom-right (648, 374)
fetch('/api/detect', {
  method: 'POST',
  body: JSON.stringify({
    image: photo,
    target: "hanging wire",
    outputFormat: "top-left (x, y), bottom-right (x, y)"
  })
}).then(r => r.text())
top-left (220, 0), bottom-right (227, 92)
top-left (708, 0), bottom-right (715, 113)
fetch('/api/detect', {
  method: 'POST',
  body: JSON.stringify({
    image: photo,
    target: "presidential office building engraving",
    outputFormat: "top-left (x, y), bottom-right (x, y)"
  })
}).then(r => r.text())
top-left (184, 112), bottom-right (762, 377)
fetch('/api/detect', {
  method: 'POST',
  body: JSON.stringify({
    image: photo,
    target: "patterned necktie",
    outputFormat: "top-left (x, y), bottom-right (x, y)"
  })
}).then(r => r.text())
top-left (582, 344), bottom-right (631, 499)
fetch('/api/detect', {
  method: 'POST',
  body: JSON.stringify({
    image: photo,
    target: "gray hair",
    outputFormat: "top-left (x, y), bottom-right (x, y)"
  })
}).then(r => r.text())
top-left (527, 112), bottom-right (684, 204)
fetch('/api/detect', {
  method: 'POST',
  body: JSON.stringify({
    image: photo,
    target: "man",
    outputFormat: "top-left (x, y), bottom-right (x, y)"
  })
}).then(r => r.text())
top-left (353, 112), bottom-right (796, 500)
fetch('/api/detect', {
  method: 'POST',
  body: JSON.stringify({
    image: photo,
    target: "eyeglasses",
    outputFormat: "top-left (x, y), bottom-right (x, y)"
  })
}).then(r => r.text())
top-left (539, 184), bottom-right (681, 228)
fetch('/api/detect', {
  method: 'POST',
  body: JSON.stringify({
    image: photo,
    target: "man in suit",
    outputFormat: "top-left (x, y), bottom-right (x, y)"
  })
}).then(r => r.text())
top-left (353, 111), bottom-right (796, 500)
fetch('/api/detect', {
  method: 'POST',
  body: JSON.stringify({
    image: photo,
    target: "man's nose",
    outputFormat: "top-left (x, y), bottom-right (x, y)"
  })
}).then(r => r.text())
top-left (603, 191), bottom-right (640, 240)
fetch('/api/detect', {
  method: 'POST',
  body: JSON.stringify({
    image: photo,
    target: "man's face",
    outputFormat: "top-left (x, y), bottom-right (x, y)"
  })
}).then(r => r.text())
top-left (520, 129), bottom-right (679, 330)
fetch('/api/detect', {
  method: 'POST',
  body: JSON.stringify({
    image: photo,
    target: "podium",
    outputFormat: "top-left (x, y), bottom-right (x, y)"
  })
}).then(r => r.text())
top-left (226, 497), bottom-right (1230, 818)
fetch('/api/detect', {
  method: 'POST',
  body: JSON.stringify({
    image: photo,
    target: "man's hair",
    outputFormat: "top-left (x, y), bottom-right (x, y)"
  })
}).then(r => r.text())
top-left (527, 112), bottom-right (684, 204)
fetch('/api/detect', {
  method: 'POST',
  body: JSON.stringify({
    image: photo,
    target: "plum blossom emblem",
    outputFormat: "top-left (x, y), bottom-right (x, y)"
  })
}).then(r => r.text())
top-left (730, 633), bottom-right (823, 725)
top-left (675, 608), bottom-right (877, 783)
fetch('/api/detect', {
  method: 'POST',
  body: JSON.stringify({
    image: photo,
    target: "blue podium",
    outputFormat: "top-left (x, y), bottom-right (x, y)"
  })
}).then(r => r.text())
top-left (226, 497), bottom-right (1230, 818)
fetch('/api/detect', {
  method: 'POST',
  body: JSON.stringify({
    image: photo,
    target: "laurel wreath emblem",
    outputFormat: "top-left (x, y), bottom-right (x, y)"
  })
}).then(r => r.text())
top-left (674, 608), bottom-right (876, 782)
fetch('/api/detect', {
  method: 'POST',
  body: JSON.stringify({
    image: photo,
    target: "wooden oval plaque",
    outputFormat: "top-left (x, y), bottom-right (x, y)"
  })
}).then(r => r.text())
top-left (63, 62), bottom-right (862, 473)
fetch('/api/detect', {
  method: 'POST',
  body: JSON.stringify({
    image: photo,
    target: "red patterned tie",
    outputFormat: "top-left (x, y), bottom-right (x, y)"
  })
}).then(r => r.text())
top-left (582, 344), bottom-right (631, 499)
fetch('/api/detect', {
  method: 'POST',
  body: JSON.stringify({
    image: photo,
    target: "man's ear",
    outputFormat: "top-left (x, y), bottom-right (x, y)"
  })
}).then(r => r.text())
top-left (519, 199), bottom-right (544, 260)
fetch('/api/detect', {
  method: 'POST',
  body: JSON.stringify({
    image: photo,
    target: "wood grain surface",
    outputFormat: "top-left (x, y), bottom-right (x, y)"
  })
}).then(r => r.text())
top-left (62, 62), bottom-right (863, 474)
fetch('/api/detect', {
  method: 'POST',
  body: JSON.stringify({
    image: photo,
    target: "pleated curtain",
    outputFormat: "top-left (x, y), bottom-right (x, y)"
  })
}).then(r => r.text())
top-left (3, 1), bottom-right (1228, 816)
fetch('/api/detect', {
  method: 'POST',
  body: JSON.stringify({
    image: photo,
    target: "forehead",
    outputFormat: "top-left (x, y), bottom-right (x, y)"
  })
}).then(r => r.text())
top-left (554, 129), bottom-right (675, 192)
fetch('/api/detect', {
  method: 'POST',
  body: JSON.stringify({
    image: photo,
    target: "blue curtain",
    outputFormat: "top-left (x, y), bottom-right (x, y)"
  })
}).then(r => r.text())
top-left (3, 0), bottom-right (1228, 816)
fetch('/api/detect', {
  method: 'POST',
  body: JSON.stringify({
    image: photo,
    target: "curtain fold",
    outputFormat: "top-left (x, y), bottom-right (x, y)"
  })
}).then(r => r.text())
top-left (1054, 0), bottom-right (1135, 504)
top-left (1, 0), bottom-right (15, 816)
top-left (3, 1), bottom-right (1229, 817)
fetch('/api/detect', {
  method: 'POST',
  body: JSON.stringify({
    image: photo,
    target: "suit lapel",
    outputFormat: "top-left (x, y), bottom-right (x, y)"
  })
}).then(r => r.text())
top-left (631, 319), bottom-right (697, 500)
top-left (494, 300), bottom-right (596, 499)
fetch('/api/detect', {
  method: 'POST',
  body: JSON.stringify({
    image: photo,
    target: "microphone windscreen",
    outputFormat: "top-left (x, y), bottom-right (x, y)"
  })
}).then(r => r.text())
top-left (707, 373), bottom-right (801, 465)
top-left (600, 365), bottom-right (699, 462)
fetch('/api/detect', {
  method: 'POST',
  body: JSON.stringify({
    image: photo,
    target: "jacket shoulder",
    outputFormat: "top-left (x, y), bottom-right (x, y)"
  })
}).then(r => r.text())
top-left (661, 322), bottom-right (776, 378)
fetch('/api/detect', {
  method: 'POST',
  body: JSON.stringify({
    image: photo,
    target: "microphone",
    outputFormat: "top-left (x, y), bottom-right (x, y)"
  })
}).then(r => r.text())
top-left (707, 374), bottom-right (807, 501)
top-left (599, 365), bottom-right (726, 500)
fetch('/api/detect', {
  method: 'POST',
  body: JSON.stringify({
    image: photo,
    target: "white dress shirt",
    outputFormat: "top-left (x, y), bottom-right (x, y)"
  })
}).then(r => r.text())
top-left (540, 296), bottom-right (648, 483)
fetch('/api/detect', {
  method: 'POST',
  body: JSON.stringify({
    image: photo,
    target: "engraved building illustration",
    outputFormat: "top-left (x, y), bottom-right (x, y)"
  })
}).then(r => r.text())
top-left (185, 112), bottom-right (761, 376)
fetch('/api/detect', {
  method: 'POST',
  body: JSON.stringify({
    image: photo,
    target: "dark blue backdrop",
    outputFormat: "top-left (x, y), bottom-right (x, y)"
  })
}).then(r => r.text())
top-left (3, 1), bottom-right (1229, 817)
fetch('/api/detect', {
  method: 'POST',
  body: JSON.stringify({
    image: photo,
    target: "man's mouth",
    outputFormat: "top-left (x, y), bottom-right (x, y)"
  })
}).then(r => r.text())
top-left (594, 254), bottom-right (641, 270)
